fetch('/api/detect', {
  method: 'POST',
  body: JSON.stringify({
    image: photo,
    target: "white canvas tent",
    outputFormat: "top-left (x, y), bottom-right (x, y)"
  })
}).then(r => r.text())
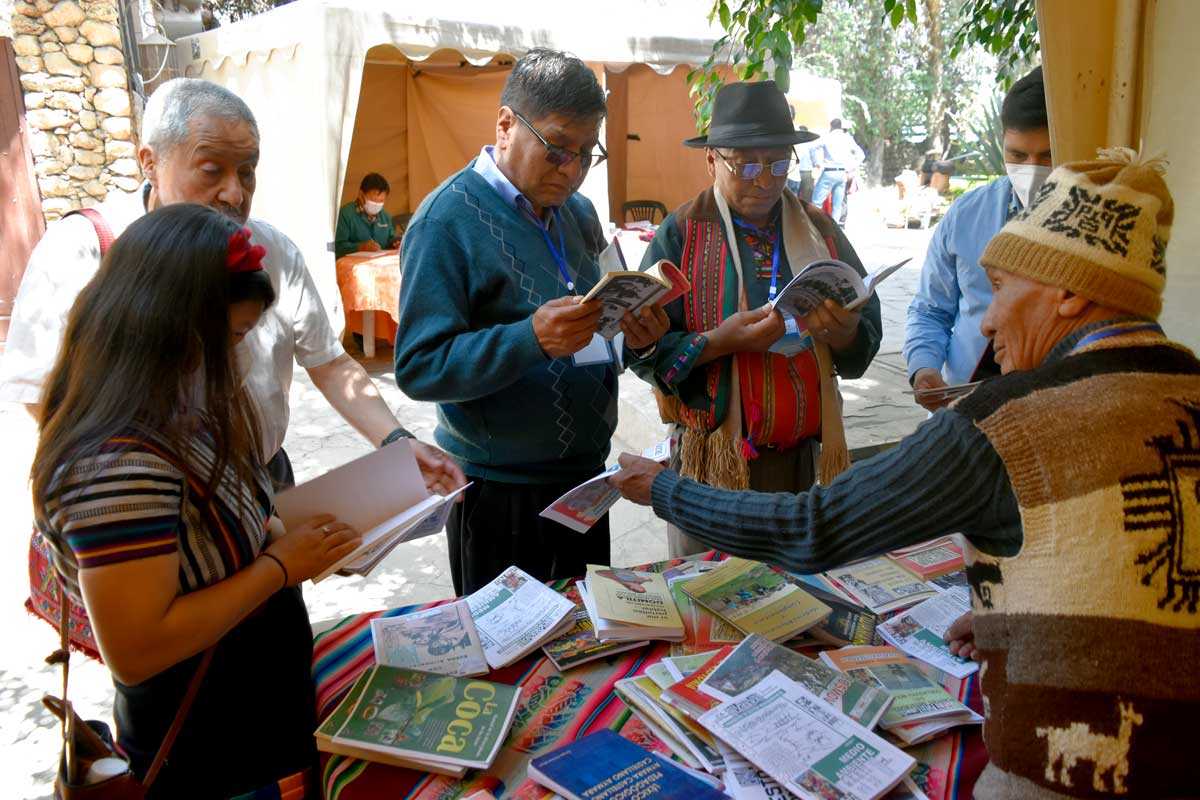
top-left (173, 0), bottom-right (727, 327)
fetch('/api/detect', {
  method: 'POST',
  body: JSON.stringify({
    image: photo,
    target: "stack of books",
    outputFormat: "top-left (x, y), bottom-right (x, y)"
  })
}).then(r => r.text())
top-left (578, 565), bottom-right (686, 642)
top-left (316, 665), bottom-right (520, 777)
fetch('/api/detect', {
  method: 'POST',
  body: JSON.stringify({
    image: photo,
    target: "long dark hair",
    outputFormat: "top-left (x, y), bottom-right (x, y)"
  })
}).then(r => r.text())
top-left (32, 203), bottom-right (275, 508)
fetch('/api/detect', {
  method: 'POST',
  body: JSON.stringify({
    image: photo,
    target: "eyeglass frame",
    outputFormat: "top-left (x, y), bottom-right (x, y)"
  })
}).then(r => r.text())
top-left (512, 110), bottom-right (608, 171)
top-left (712, 148), bottom-right (798, 180)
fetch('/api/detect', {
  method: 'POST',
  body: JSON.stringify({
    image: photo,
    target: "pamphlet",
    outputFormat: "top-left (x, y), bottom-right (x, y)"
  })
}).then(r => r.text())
top-left (698, 670), bottom-right (915, 800)
top-left (582, 258), bottom-right (691, 339)
top-left (888, 542), bottom-right (964, 581)
top-left (370, 600), bottom-right (488, 677)
top-left (583, 564), bottom-right (684, 638)
top-left (698, 634), bottom-right (892, 729)
top-left (615, 676), bottom-right (725, 773)
top-left (819, 646), bottom-right (972, 731)
top-left (541, 596), bottom-right (649, 671)
top-left (331, 665), bottom-right (520, 771)
top-left (540, 439), bottom-right (673, 533)
top-left (877, 586), bottom-right (978, 678)
top-left (825, 557), bottom-right (938, 614)
top-left (681, 557), bottom-right (831, 642)
top-left (668, 573), bottom-right (744, 655)
top-left (772, 257), bottom-right (909, 318)
top-left (465, 566), bottom-right (576, 669)
top-left (787, 577), bottom-right (881, 647)
top-left (661, 646), bottom-right (733, 719)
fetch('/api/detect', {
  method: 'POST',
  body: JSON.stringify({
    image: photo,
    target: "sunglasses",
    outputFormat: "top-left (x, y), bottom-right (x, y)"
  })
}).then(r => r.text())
top-left (715, 149), bottom-right (797, 180)
top-left (514, 111), bottom-right (608, 171)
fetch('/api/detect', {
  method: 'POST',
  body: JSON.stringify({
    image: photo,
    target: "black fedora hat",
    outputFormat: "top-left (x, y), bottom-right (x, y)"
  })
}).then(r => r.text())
top-left (685, 80), bottom-right (819, 149)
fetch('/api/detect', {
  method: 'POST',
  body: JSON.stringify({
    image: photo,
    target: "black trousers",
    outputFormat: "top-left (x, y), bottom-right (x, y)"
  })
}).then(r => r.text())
top-left (446, 476), bottom-right (612, 595)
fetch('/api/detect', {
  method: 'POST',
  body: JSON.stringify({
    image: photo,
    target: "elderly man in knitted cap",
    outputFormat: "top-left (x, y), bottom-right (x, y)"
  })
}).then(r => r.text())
top-left (612, 150), bottom-right (1199, 798)
top-left (629, 80), bottom-right (881, 558)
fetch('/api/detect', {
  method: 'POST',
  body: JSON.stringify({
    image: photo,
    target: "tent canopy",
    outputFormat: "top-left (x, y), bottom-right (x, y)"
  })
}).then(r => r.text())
top-left (174, 0), bottom-right (725, 325)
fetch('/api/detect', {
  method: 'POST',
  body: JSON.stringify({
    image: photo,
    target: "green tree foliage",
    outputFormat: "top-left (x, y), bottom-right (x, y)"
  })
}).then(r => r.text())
top-left (691, 0), bottom-right (1037, 131)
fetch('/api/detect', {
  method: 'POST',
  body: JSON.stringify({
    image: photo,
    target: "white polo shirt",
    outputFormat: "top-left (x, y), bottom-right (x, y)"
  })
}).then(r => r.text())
top-left (0, 184), bottom-right (344, 457)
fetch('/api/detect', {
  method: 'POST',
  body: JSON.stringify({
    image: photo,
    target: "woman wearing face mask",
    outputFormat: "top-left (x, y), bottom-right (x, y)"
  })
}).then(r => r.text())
top-left (334, 172), bottom-right (401, 258)
top-left (33, 203), bottom-right (361, 798)
top-left (903, 65), bottom-right (1053, 412)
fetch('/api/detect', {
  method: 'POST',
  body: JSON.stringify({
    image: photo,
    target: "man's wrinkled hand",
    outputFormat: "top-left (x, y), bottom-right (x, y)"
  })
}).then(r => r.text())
top-left (710, 304), bottom-right (786, 355)
top-left (912, 368), bottom-right (953, 412)
top-left (532, 296), bottom-right (603, 358)
top-left (804, 299), bottom-right (859, 352)
top-left (944, 611), bottom-right (980, 662)
top-left (607, 453), bottom-right (667, 506)
top-left (621, 305), bottom-right (670, 351)
top-left (411, 441), bottom-right (467, 499)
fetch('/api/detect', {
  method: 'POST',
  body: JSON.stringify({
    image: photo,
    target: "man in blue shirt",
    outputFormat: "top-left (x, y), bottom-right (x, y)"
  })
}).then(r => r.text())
top-left (904, 67), bottom-right (1051, 409)
top-left (393, 49), bottom-right (668, 593)
top-left (334, 172), bottom-right (400, 258)
top-left (810, 119), bottom-right (864, 224)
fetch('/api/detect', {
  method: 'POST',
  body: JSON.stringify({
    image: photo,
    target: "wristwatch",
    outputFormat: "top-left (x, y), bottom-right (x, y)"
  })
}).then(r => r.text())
top-left (381, 426), bottom-right (416, 447)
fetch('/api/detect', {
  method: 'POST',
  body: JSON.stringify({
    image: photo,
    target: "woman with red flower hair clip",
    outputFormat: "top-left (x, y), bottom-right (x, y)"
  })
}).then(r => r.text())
top-left (31, 203), bottom-right (359, 798)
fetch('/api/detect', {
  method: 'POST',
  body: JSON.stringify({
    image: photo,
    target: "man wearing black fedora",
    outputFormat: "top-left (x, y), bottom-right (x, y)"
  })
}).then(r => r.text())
top-left (628, 80), bottom-right (882, 557)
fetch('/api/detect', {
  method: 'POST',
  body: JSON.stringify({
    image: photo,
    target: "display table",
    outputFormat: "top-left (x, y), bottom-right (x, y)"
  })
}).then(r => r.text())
top-left (335, 250), bottom-right (401, 358)
top-left (310, 553), bottom-right (987, 799)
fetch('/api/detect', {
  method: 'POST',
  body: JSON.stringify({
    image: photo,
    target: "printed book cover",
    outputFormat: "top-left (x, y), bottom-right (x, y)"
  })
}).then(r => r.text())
top-left (681, 557), bottom-right (830, 642)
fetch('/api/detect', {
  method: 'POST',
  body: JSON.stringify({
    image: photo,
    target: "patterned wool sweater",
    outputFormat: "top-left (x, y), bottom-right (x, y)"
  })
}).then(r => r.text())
top-left (954, 325), bottom-right (1200, 799)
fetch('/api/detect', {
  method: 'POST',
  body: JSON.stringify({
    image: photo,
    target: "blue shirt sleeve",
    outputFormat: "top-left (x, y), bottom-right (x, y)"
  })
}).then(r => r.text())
top-left (903, 204), bottom-right (961, 380)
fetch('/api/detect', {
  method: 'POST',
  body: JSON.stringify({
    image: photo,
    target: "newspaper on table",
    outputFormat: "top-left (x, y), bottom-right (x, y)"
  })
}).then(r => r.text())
top-left (698, 670), bottom-right (915, 800)
top-left (370, 599), bottom-right (488, 677)
top-left (877, 586), bottom-right (978, 678)
top-left (464, 566), bottom-right (575, 669)
top-left (539, 439), bottom-right (672, 533)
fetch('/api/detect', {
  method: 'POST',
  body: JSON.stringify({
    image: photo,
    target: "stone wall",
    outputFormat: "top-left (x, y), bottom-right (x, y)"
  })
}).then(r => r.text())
top-left (11, 0), bottom-right (138, 220)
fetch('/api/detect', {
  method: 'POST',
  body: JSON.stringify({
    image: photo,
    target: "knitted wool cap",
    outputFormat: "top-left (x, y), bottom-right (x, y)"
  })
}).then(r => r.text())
top-left (979, 147), bottom-right (1172, 317)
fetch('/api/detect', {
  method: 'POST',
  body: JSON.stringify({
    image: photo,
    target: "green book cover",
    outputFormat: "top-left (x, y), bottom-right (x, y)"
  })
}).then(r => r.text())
top-left (681, 557), bottom-right (829, 642)
top-left (332, 665), bottom-right (520, 769)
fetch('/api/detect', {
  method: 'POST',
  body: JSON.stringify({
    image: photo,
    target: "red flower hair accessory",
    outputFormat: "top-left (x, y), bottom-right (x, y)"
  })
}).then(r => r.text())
top-left (227, 228), bottom-right (266, 274)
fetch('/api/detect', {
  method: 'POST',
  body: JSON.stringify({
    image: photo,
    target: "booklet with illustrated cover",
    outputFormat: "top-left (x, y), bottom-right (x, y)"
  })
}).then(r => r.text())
top-left (825, 557), bottom-right (938, 614)
top-left (541, 596), bottom-right (649, 671)
top-left (465, 566), bottom-right (575, 669)
top-left (681, 557), bottom-right (831, 642)
top-left (370, 600), bottom-right (487, 677)
top-left (580, 564), bottom-right (685, 641)
top-left (876, 587), bottom-right (978, 678)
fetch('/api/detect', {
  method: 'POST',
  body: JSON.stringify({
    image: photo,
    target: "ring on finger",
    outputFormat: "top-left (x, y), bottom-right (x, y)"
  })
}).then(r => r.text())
top-left (322, 524), bottom-right (334, 534)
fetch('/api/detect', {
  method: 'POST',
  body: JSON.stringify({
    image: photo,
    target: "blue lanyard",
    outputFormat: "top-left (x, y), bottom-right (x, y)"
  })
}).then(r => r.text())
top-left (1069, 321), bottom-right (1162, 354)
top-left (734, 217), bottom-right (782, 302)
top-left (535, 207), bottom-right (574, 294)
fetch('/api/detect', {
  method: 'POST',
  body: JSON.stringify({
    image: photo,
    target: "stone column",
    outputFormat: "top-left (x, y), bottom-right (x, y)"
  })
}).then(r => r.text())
top-left (11, 0), bottom-right (139, 221)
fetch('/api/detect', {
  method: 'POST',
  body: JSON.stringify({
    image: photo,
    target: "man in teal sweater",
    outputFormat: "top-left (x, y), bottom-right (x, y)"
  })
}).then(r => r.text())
top-left (394, 49), bottom-right (668, 593)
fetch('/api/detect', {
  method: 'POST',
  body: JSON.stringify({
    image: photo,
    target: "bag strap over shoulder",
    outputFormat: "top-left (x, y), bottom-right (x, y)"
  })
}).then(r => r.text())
top-left (66, 208), bottom-right (116, 256)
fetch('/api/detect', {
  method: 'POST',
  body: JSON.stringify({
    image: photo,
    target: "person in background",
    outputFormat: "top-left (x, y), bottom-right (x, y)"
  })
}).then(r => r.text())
top-left (904, 66), bottom-right (1051, 409)
top-left (33, 204), bottom-right (362, 798)
top-left (0, 78), bottom-right (464, 496)
top-left (786, 124), bottom-right (817, 201)
top-left (334, 172), bottom-right (401, 258)
top-left (810, 118), bottom-right (864, 225)
top-left (393, 49), bottom-right (668, 594)
top-left (631, 81), bottom-right (880, 558)
top-left (611, 150), bottom-right (1198, 799)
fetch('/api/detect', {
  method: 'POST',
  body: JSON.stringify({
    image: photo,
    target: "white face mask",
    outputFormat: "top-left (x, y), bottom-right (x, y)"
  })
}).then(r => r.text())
top-left (1005, 163), bottom-right (1052, 210)
top-left (363, 199), bottom-right (385, 216)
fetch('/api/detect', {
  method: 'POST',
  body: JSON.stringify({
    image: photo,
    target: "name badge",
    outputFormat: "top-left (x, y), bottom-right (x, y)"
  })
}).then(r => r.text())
top-left (572, 333), bottom-right (617, 367)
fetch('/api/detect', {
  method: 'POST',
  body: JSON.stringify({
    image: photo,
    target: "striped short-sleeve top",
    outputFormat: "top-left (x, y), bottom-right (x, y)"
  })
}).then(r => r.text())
top-left (39, 433), bottom-right (273, 599)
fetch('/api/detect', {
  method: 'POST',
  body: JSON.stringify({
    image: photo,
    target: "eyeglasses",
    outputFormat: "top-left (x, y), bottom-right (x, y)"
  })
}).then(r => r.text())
top-left (715, 149), bottom-right (797, 180)
top-left (513, 111), bottom-right (608, 171)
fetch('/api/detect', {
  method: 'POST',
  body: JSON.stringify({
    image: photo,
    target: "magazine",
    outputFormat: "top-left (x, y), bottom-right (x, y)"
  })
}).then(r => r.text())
top-left (698, 670), bottom-right (915, 800)
top-left (541, 596), bottom-right (649, 671)
top-left (615, 676), bottom-right (725, 773)
top-left (583, 257), bottom-right (691, 340)
top-left (464, 566), bottom-right (576, 669)
top-left (540, 439), bottom-right (672, 533)
top-left (527, 729), bottom-right (727, 800)
top-left (681, 557), bottom-right (831, 642)
top-left (274, 441), bottom-right (469, 582)
top-left (580, 564), bottom-right (685, 641)
top-left (314, 671), bottom-right (467, 777)
top-left (877, 586), bottom-right (978, 678)
top-left (330, 665), bottom-right (520, 771)
top-left (370, 600), bottom-right (488, 677)
top-left (825, 557), bottom-right (938, 614)
top-left (698, 634), bottom-right (892, 729)
top-left (819, 647), bottom-right (973, 732)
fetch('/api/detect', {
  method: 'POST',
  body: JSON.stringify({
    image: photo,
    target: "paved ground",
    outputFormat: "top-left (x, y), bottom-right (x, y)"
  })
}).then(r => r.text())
top-left (0, 197), bottom-right (935, 798)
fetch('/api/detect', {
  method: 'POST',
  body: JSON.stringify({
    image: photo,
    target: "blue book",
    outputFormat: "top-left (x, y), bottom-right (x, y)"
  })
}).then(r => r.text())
top-left (527, 730), bottom-right (728, 800)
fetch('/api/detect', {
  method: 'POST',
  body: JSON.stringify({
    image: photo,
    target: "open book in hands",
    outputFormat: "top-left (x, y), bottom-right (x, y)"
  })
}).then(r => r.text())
top-left (585, 238), bottom-right (691, 340)
top-left (768, 258), bottom-right (909, 356)
top-left (273, 440), bottom-right (470, 582)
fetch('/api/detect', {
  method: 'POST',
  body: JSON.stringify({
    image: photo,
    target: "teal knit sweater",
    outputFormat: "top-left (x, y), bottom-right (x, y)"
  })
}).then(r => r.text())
top-left (394, 163), bottom-right (617, 483)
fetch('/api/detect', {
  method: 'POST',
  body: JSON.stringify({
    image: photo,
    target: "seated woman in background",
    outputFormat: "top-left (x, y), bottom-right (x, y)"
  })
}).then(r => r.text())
top-left (31, 203), bottom-right (361, 799)
top-left (334, 172), bottom-right (400, 258)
